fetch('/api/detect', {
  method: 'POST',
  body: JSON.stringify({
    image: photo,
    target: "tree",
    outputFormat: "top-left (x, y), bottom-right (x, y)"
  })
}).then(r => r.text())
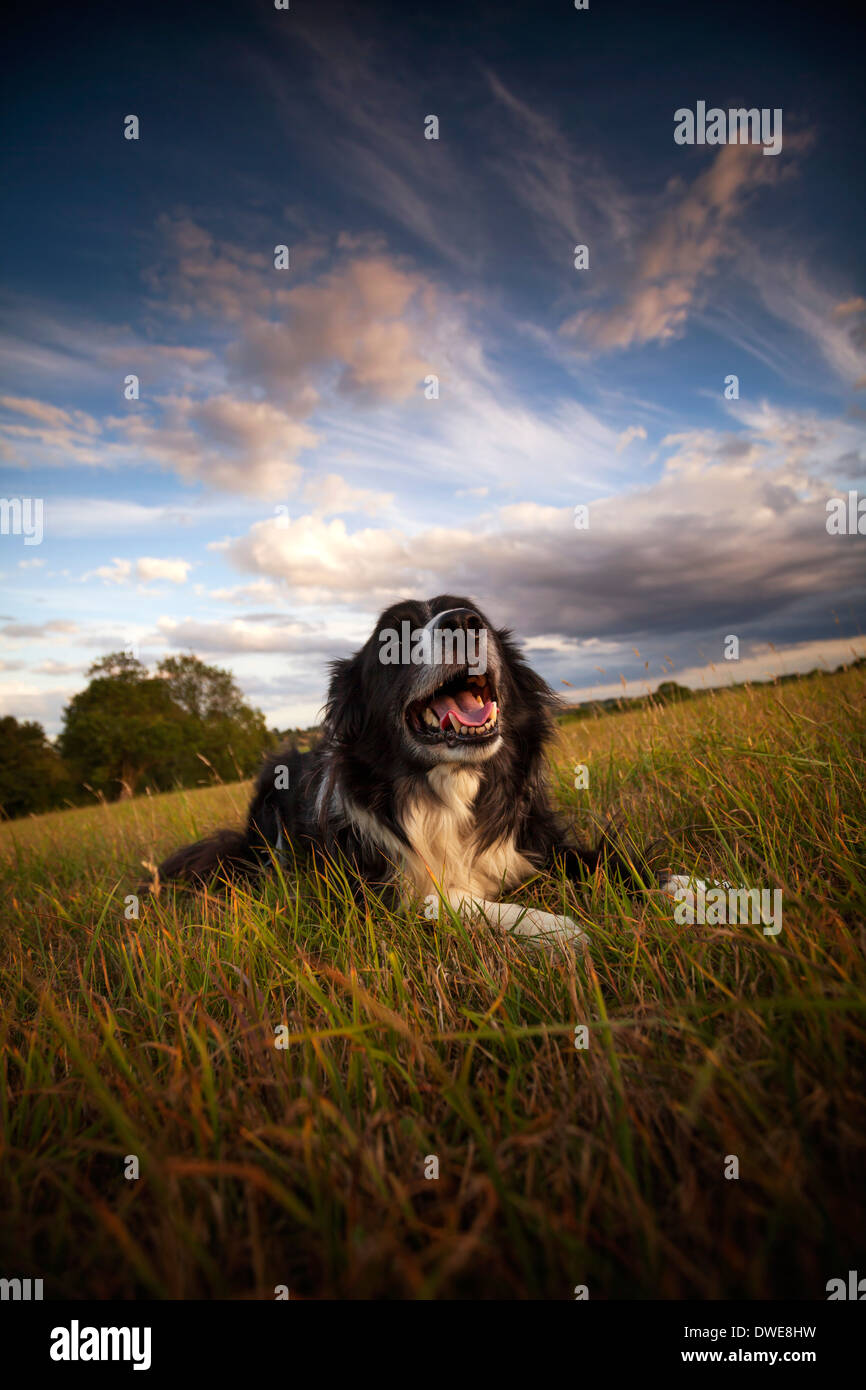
top-left (57, 650), bottom-right (271, 801)
top-left (59, 652), bottom-right (186, 799)
top-left (158, 654), bottom-right (246, 721)
top-left (0, 716), bottom-right (72, 818)
top-left (87, 651), bottom-right (149, 682)
top-left (157, 654), bottom-right (269, 783)
top-left (654, 681), bottom-right (692, 705)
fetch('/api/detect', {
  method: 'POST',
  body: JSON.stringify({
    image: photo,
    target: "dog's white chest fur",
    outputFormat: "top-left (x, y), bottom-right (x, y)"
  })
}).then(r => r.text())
top-left (400, 765), bottom-right (534, 900)
top-left (339, 762), bottom-right (584, 946)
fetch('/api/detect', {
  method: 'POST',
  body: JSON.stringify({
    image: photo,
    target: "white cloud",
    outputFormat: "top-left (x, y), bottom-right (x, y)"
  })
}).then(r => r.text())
top-left (82, 558), bottom-right (132, 585)
top-left (1, 619), bottom-right (79, 641)
top-left (81, 556), bottom-right (192, 586)
top-left (156, 615), bottom-right (352, 656)
top-left (302, 472), bottom-right (394, 517)
top-left (0, 681), bottom-right (80, 725)
top-left (208, 579), bottom-right (285, 605)
top-left (213, 407), bottom-right (865, 652)
top-left (0, 392), bottom-right (104, 468)
top-left (0, 394), bottom-right (99, 432)
top-left (135, 557), bottom-right (192, 584)
top-left (616, 425), bottom-right (648, 454)
top-left (33, 660), bottom-right (83, 676)
top-left (115, 394), bottom-right (315, 498)
top-left (0, 246), bottom-right (440, 499)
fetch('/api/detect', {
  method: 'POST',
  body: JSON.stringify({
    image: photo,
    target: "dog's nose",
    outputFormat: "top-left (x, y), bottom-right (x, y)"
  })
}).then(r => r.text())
top-left (430, 607), bottom-right (484, 634)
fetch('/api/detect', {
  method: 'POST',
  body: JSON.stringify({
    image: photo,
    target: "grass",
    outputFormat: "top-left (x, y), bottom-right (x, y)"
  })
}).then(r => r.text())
top-left (1, 667), bottom-right (865, 1299)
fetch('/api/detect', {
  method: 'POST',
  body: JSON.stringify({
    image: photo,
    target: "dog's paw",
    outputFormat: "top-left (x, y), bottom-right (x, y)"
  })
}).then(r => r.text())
top-left (447, 893), bottom-right (590, 949)
top-left (511, 907), bottom-right (590, 949)
top-left (659, 873), bottom-right (695, 908)
top-left (659, 873), bottom-right (734, 924)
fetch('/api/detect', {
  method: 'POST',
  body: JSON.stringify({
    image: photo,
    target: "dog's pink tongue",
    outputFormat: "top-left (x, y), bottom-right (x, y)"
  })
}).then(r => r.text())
top-left (431, 691), bottom-right (493, 729)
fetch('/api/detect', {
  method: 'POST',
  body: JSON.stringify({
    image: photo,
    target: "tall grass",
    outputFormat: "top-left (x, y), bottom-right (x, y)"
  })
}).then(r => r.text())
top-left (1, 668), bottom-right (864, 1298)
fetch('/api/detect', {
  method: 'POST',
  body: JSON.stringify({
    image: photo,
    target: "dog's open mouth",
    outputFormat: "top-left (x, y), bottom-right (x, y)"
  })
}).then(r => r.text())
top-left (406, 671), bottom-right (500, 744)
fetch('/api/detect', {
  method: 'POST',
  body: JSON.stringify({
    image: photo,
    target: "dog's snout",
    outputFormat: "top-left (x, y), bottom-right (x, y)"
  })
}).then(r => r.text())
top-left (430, 607), bottom-right (484, 634)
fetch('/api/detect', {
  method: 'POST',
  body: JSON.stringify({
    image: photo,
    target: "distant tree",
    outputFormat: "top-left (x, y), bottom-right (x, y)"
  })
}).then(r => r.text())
top-left (157, 654), bottom-right (270, 782)
top-left (655, 681), bottom-right (692, 704)
top-left (0, 716), bottom-right (72, 818)
top-left (59, 652), bottom-right (186, 799)
top-left (158, 654), bottom-right (249, 722)
top-left (8, 652), bottom-right (273, 815)
top-left (88, 651), bottom-right (148, 681)
top-left (58, 651), bottom-right (271, 800)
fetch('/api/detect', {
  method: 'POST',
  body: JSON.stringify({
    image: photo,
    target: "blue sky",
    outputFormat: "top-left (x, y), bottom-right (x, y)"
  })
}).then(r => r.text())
top-left (1, 0), bottom-right (864, 734)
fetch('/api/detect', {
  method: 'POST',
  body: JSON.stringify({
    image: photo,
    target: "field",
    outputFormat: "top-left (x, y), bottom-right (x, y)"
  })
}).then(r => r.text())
top-left (1, 667), bottom-right (865, 1299)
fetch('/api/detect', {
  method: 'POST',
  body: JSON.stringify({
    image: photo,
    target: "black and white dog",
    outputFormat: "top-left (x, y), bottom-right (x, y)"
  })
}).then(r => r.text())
top-left (157, 595), bottom-right (645, 946)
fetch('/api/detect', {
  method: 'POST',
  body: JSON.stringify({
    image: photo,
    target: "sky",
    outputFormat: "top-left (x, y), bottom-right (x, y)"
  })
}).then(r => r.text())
top-left (1, 0), bottom-right (864, 735)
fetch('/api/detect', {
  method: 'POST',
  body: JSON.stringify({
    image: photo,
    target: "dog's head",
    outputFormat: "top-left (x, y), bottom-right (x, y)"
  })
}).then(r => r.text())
top-left (324, 595), bottom-right (557, 772)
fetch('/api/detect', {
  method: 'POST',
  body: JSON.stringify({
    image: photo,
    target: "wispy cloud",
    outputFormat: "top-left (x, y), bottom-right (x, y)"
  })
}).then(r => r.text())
top-left (561, 141), bottom-right (809, 352)
top-left (81, 556), bottom-right (192, 586)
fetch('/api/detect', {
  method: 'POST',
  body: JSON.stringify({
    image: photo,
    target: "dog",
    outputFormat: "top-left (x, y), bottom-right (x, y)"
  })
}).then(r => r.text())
top-left (157, 595), bottom-right (647, 946)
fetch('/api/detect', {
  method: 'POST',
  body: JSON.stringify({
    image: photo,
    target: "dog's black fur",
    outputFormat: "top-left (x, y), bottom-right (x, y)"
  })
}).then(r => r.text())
top-left (157, 596), bottom-right (640, 910)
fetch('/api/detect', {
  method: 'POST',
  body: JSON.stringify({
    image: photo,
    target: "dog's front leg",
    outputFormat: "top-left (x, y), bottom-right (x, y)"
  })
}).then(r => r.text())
top-left (549, 833), bottom-right (648, 895)
top-left (444, 891), bottom-right (589, 949)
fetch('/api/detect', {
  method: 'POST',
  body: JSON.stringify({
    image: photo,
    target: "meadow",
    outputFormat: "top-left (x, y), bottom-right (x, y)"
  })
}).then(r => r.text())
top-left (1, 666), bottom-right (864, 1299)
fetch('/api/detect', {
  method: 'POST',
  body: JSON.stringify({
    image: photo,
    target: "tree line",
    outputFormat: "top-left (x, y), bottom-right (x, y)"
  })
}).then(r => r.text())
top-left (0, 651), bottom-right (280, 820)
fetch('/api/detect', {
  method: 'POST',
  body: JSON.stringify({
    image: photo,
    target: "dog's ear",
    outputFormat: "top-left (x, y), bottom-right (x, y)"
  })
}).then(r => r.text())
top-left (324, 653), bottom-right (365, 745)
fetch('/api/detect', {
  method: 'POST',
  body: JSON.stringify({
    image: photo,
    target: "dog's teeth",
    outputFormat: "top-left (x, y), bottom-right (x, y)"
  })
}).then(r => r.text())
top-left (423, 707), bottom-right (438, 728)
top-left (447, 711), bottom-right (461, 732)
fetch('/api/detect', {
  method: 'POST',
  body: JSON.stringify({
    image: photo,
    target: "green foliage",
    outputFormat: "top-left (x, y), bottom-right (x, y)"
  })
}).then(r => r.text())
top-left (58, 652), bottom-right (186, 799)
top-left (55, 650), bottom-right (270, 805)
top-left (156, 653), bottom-right (269, 784)
top-left (158, 653), bottom-right (249, 721)
top-left (0, 715), bottom-right (72, 819)
top-left (653, 679), bottom-right (692, 704)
